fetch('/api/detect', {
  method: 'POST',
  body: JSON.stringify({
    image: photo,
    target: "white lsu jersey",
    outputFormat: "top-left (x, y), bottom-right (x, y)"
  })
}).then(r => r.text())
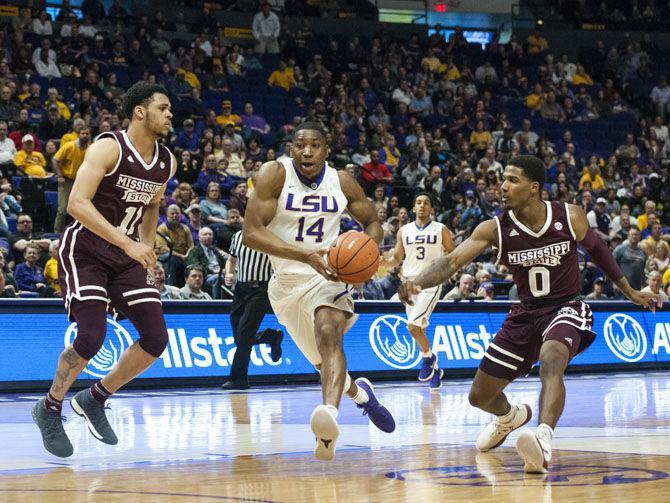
top-left (401, 220), bottom-right (445, 280)
top-left (267, 157), bottom-right (348, 276)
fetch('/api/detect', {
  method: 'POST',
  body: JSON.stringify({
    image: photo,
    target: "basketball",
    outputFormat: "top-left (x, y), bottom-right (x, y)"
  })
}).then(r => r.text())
top-left (327, 231), bottom-right (380, 284)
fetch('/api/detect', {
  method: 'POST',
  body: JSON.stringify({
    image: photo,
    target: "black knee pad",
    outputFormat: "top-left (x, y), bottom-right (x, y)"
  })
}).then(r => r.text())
top-left (138, 330), bottom-right (168, 358)
top-left (70, 300), bottom-right (108, 360)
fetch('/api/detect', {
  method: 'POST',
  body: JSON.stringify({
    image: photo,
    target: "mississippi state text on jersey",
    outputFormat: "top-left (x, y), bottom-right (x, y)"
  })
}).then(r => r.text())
top-left (267, 158), bottom-right (348, 276)
top-left (88, 130), bottom-right (173, 238)
top-left (495, 200), bottom-right (581, 302)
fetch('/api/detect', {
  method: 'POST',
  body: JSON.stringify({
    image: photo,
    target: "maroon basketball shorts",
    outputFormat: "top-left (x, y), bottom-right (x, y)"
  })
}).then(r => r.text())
top-left (479, 299), bottom-right (595, 381)
top-left (58, 223), bottom-right (162, 321)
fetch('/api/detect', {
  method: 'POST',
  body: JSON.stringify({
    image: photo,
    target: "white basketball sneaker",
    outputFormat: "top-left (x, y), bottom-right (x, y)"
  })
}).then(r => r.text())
top-left (310, 405), bottom-right (340, 461)
top-left (516, 427), bottom-right (552, 473)
top-left (476, 404), bottom-right (532, 452)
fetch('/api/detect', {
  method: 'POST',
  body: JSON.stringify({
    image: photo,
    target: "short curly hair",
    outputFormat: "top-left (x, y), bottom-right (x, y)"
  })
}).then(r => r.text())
top-left (123, 81), bottom-right (169, 119)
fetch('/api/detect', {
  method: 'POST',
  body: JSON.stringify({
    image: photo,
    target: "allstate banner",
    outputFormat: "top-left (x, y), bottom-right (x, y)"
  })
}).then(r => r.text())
top-left (1, 301), bottom-right (670, 383)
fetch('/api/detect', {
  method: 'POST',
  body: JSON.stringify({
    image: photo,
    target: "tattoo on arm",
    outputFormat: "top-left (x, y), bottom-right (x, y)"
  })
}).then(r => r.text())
top-left (414, 256), bottom-right (455, 289)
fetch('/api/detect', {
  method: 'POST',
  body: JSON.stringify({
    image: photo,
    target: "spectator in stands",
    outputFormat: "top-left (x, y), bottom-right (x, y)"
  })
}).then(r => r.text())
top-left (0, 86), bottom-right (20, 124)
top-left (60, 118), bottom-right (86, 145)
top-left (650, 75), bottom-right (670, 117)
top-left (469, 120), bottom-right (493, 156)
top-left (156, 204), bottom-right (194, 288)
top-left (443, 274), bottom-right (475, 300)
top-left (401, 158), bottom-right (429, 189)
top-left (642, 270), bottom-right (669, 301)
top-left (185, 203), bottom-right (204, 245)
top-left (185, 226), bottom-right (225, 295)
top-left (221, 139), bottom-right (245, 177)
top-left (587, 197), bottom-right (612, 238)
top-left (52, 126), bottom-right (90, 232)
top-left (44, 88), bottom-right (70, 121)
top-left (222, 122), bottom-right (245, 153)
top-left (476, 281), bottom-right (496, 301)
top-left (585, 277), bottom-right (608, 300)
top-left (579, 162), bottom-right (605, 192)
top-left (15, 135), bottom-right (48, 177)
top-left (361, 150), bottom-right (392, 194)
top-left (245, 137), bottom-right (266, 163)
top-left (44, 239), bottom-right (60, 295)
top-left (0, 270), bottom-right (17, 298)
top-left (615, 132), bottom-right (641, 167)
top-left (200, 182), bottom-right (228, 227)
top-left (571, 64), bottom-right (593, 86)
top-left (614, 227), bottom-right (646, 290)
top-left (216, 100), bottom-right (242, 128)
top-left (540, 92), bottom-right (566, 122)
top-left (180, 264), bottom-right (212, 300)
top-left (252, 2), bottom-right (281, 54)
top-left (39, 105), bottom-right (69, 142)
top-left (267, 60), bottom-right (296, 91)
top-left (636, 200), bottom-right (657, 231)
top-left (526, 83), bottom-right (545, 111)
top-left (216, 208), bottom-right (243, 252)
top-left (31, 38), bottom-right (56, 72)
top-left (526, 28), bottom-right (548, 54)
top-left (151, 262), bottom-right (183, 300)
top-left (228, 181), bottom-right (248, 217)
top-left (175, 119), bottom-right (200, 156)
top-left (14, 243), bottom-right (55, 297)
top-left (31, 10), bottom-right (53, 36)
top-left (0, 121), bottom-right (16, 164)
top-left (9, 213), bottom-right (51, 264)
top-left (241, 103), bottom-right (271, 135)
top-left (461, 190), bottom-right (483, 231)
top-left (515, 119), bottom-right (539, 150)
top-left (79, 15), bottom-right (98, 38)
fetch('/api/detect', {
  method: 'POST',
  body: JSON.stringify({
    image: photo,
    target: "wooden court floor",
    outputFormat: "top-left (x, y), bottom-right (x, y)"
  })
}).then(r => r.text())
top-left (0, 373), bottom-right (669, 502)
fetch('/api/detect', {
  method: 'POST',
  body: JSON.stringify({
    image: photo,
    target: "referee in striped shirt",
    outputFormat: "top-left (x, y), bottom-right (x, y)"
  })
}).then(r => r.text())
top-left (221, 230), bottom-right (283, 390)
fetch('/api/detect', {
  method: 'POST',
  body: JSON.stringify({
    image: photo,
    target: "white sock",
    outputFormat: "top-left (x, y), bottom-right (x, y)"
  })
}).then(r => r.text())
top-left (421, 350), bottom-right (432, 358)
top-left (325, 404), bottom-right (339, 419)
top-left (352, 386), bottom-right (369, 405)
top-left (537, 423), bottom-right (554, 438)
top-left (498, 405), bottom-right (517, 423)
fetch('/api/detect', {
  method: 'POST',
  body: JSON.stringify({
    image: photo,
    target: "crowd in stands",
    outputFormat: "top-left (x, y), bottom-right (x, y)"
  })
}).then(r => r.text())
top-left (0, 1), bottom-right (668, 302)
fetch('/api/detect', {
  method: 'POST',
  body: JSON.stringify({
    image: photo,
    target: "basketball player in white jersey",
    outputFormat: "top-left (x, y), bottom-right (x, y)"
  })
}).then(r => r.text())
top-left (383, 192), bottom-right (455, 389)
top-left (244, 122), bottom-right (396, 461)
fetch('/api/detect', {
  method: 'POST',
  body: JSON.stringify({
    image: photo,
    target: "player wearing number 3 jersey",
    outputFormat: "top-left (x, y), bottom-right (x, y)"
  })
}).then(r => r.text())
top-left (383, 192), bottom-right (454, 390)
top-left (32, 82), bottom-right (176, 458)
top-left (398, 156), bottom-right (661, 474)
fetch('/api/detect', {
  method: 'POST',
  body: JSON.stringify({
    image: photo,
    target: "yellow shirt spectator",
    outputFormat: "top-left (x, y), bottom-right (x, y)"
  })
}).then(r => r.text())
top-left (572, 72), bottom-right (593, 86)
top-left (54, 139), bottom-right (87, 179)
top-left (44, 257), bottom-right (60, 293)
top-left (470, 130), bottom-right (492, 151)
top-left (421, 55), bottom-right (441, 73)
top-left (15, 136), bottom-right (48, 177)
top-left (267, 64), bottom-right (296, 91)
top-left (177, 68), bottom-right (201, 89)
top-left (443, 64), bottom-right (461, 81)
top-left (60, 131), bottom-right (78, 145)
top-left (663, 267), bottom-right (670, 287)
top-left (526, 92), bottom-right (544, 111)
top-left (45, 99), bottom-right (71, 120)
top-left (579, 172), bottom-right (605, 191)
top-left (527, 32), bottom-right (549, 54)
top-left (216, 113), bottom-right (242, 127)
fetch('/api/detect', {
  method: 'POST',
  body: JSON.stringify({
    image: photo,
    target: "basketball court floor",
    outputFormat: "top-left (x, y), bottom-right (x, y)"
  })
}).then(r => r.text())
top-left (0, 371), bottom-right (669, 502)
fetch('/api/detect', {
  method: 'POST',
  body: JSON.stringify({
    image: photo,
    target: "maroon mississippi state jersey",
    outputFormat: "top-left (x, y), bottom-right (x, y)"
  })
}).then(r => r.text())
top-left (495, 200), bottom-right (581, 303)
top-left (85, 130), bottom-right (173, 238)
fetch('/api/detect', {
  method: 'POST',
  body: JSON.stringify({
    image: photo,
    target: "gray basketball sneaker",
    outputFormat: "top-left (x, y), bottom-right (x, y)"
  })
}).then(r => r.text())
top-left (32, 398), bottom-right (74, 458)
top-left (70, 389), bottom-right (118, 445)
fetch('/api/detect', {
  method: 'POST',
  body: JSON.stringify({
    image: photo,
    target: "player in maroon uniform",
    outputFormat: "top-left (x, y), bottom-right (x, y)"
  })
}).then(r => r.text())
top-left (399, 156), bottom-right (661, 473)
top-left (32, 82), bottom-right (176, 457)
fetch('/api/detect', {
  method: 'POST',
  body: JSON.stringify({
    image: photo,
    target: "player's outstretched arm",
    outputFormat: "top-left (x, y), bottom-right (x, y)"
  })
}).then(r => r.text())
top-left (383, 227), bottom-right (405, 269)
top-left (568, 204), bottom-right (663, 312)
top-left (398, 219), bottom-right (497, 305)
top-left (243, 161), bottom-right (334, 279)
top-left (339, 171), bottom-right (384, 245)
top-left (68, 138), bottom-right (156, 268)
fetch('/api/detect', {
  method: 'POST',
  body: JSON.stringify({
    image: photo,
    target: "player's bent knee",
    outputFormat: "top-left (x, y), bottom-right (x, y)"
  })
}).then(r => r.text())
top-left (315, 324), bottom-right (343, 353)
top-left (138, 330), bottom-right (169, 358)
top-left (468, 387), bottom-right (489, 409)
top-left (71, 318), bottom-right (107, 360)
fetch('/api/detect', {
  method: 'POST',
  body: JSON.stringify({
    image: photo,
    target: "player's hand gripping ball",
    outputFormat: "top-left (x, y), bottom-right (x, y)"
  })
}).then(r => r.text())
top-left (327, 231), bottom-right (380, 284)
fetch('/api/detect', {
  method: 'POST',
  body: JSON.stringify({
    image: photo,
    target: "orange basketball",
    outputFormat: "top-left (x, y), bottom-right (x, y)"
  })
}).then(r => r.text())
top-left (327, 231), bottom-right (380, 284)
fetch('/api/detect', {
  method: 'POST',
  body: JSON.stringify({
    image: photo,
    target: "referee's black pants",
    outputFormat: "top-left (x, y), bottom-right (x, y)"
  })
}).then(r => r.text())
top-left (229, 281), bottom-right (274, 383)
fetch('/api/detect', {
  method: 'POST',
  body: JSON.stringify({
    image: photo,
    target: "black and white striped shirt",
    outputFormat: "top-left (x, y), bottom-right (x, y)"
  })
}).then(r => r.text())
top-left (230, 231), bottom-right (273, 283)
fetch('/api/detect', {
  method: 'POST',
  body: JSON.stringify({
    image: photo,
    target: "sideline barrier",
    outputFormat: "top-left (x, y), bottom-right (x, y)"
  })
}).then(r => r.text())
top-left (1, 300), bottom-right (669, 390)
